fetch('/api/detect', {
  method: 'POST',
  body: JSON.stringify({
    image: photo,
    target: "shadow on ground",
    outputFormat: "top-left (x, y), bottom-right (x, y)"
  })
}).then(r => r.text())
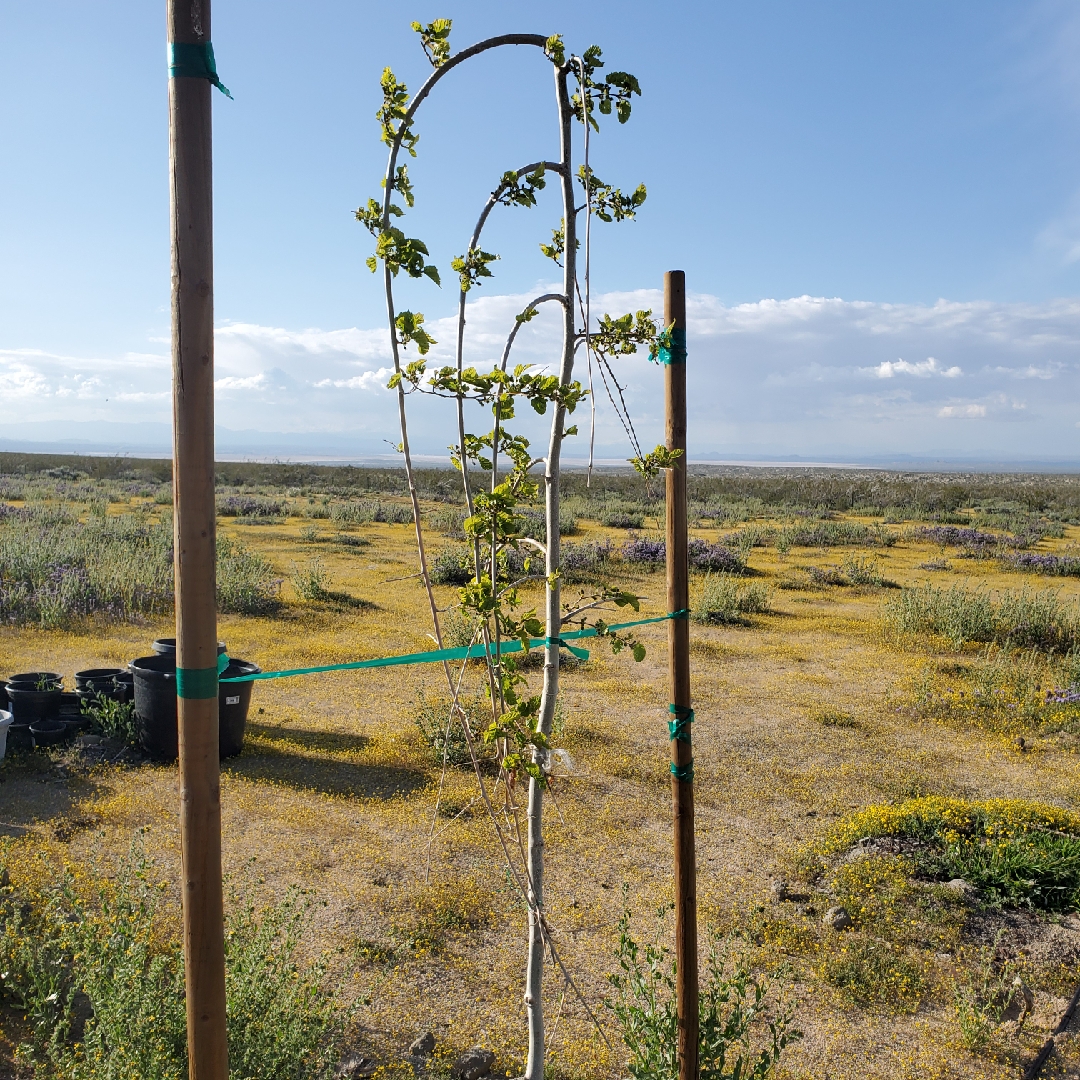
top-left (0, 754), bottom-right (107, 839)
top-left (225, 727), bottom-right (426, 799)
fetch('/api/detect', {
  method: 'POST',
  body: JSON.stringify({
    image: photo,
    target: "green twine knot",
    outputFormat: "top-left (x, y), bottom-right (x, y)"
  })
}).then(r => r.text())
top-left (670, 760), bottom-right (694, 783)
top-left (655, 328), bottom-right (687, 366)
top-left (545, 637), bottom-right (591, 661)
top-left (168, 41), bottom-right (233, 99)
top-left (668, 703), bottom-right (693, 743)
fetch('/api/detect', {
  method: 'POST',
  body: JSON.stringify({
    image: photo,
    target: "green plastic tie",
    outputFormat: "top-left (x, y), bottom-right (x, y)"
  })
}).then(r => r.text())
top-left (220, 610), bottom-right (682, 684)
top-left (176, 665), bottom-right (218, 700)
top-left (657, 328), bottom-right (687, 365)
top-left (668, 704), bottom-right (693, 743)
top-left (175, 651), bottom-right (230, 699)
top-left (669, 608), bottom-right (690, 619)
top-left (545, 637), bottom-right (591, 661)
top-left (670, 760), bottom-right (694, 783)
top-left (168, 41), bottom-right (233, 98)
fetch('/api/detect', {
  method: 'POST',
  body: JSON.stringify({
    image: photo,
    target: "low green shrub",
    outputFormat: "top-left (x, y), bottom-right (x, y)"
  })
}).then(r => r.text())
top-left (818, 797), bottom-right (1080, 912)
top-left (0, 844), bottom-right (346, 1080)
top-left (606, 904), bottom-right (797, 1080)
top-left (692, 574), bottom-right (771, 625)
top-left (883, 583), bottom-right (1080, 652)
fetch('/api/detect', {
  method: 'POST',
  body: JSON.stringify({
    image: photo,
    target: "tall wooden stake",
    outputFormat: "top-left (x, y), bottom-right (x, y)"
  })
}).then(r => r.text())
top-left (168, 2), bottom-right (228, 1076)
top-left (665, 270), bottom-right (698, 1080)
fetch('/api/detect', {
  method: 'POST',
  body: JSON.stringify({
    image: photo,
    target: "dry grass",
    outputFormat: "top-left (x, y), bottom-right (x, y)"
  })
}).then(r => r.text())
top-left (1, 499), bottom-right (1080, 1077)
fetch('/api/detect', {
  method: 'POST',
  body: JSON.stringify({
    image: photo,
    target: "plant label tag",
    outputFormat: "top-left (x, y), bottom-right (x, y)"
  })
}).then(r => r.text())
top-left (225, 696), bottom-right (240, 705)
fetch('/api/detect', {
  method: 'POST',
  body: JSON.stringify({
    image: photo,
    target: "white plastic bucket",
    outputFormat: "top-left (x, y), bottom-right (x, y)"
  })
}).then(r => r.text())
top-left (0, 710), bottom-right (12, 761)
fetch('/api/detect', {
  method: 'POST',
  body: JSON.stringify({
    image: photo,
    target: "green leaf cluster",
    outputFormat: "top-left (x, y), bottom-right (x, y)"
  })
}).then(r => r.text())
top-left (572, 46), bottom-right (642, 128)
top-left (377, 67), bottom-right (418, 156)
top-left (452, 247), bottom-right (500, 292)
top-left (495, 166), bottom-right (547, 208)
top-left (579, 166), bottom-right (647, 222)
top-left (412, 18), bottom-right (452, 67)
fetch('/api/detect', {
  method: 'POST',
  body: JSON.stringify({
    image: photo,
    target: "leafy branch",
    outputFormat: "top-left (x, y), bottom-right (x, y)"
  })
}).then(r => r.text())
top-left (452, 248), bottom-right (500, 292)
top-left (377, 68), bottom-right (418, 156)
top-left (412, 18), bottom-right (452, 67)
top-left (578, 166), bottom-right (646, 222)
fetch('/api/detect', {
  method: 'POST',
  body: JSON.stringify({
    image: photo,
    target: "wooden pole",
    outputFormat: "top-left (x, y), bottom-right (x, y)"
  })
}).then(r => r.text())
top-left (665, 270), bottom-right (698, 1080)
top-left (168, 2), bottom-right (228, 1076)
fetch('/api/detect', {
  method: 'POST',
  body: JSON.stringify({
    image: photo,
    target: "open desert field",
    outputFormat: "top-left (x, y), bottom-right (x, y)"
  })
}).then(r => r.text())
top-left (1, 457), bottom-right (1080, 1079)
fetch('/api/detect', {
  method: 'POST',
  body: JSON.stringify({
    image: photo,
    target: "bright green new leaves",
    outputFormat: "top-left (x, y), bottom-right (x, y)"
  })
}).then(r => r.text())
top-left (377, 68), bottom-right (418, 156)
top-left (631, 445), bottom-right (684, 482)
top-left (452, 248), bottom-right (500, 292)
top-left (412, 18), bottom-right (452, 67)
top-left (571, 46), bottom-right (642, 129)
top-left (382, 164), bottom-right (415, 208)
top-left (429, 365), bottom-right (588, 416)
top-left (495, 166), bottom-right (547, 208)
top-left (540, 220), bottom-right (578, 266)
top-left (545, 34), bottom-right (566, 67)
top-left (354, 198), bottom-right (403, 236)
top-left (395, 311), bottom-right (436, 355)
top-left (367, 227), bottom-right (441, 284)
top-left (592, 310), bottom-right (658, 357)
top-left (578, 167), bottom-right (646, 222)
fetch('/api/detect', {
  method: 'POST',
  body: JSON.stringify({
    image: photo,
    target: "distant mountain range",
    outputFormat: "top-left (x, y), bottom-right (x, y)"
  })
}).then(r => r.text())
top-left (2, 421), bottom-right (1078, 472)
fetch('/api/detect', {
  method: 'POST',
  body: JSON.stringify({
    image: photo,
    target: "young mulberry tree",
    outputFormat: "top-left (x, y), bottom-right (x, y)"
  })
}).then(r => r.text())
top-left (358, 21), bottom-right (673, 1078)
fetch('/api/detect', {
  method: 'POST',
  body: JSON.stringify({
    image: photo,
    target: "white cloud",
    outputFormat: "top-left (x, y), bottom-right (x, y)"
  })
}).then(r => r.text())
top-left (870, 357), bottom-right (962, 378)
top-left (4, 292), bottom-right (1080, 458)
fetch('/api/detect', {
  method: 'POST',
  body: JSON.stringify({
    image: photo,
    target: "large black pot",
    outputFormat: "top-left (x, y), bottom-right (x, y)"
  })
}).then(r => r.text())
top-left (0, 681), bottom-right (7, 709)
top-left (151, 638), bottom-right (227, 657)
top-left (130, 656), bottom-right (260, 762)
top-left (219, 660), bottom-right (260, 757)
top-left (75, 668), bottom-right (124, 692)
top-left (7, 684), bottom-right (62, 723)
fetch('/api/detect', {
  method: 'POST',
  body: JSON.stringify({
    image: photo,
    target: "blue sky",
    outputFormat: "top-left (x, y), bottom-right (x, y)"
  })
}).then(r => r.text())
top-left (3, 1), bottom-right (1080, 461)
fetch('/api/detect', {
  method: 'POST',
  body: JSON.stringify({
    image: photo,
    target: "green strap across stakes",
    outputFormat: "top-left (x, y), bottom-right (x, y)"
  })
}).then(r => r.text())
top-left (168, 41), bottom-right (233, 98)
top-left (218, 610), bottom-right (689, 684)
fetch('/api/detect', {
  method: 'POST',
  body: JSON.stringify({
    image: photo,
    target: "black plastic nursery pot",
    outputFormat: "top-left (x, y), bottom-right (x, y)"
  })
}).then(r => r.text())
top-left (6, 684), bottom-right (62, 724)
top-left (130, 655), bottom-right (260, 762)
top-left (75, 668), bottom-right (124, 693)
top-left (114, 671), bottom-right (134, 702)
top-left (29, 720), bottom-right (67, 747)
top-left (0, 681), bottom-right (7, 709)
top-left (7, 724), bottom-right (32, 754)
top-left (58, 692), bottom-right (82, 716)
top-left (151, 638), bottom-right (227, 657)
top-left (7, 672), bottom-right (61, 692)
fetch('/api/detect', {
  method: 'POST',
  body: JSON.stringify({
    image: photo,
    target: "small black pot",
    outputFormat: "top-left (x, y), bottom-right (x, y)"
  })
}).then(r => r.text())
top-left (60, 715), bottom-right (92, 738)
top-left (58, 692), bottom-right (83, 717)
top-left (7, 723), bottom-right (32, 753)
top-left (77, 685), bottom-right (126, 707)
top-left (75, 668), bottom-right (124, 693)
top-left (151, 638), bottom-right (227, 657)
top-left (130, 655), bottom-right (259, 762)
top-left (7, 672), bottom-right (62, 690)
top-left (7, 685), bottom-right (62, 723)
top-left (0, 681), bottom-right (8, 709)
top-left (114, 671), bottom-right (134, 702)
top-left (29, 720), bottom-right (67, 747)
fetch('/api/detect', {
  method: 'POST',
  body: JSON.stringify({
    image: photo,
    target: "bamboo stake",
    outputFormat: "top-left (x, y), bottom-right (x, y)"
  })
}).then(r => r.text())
top-left (665, 270), bottom-right (698, 1080)
top-left (168, 1), bottom-right (228, 1075)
